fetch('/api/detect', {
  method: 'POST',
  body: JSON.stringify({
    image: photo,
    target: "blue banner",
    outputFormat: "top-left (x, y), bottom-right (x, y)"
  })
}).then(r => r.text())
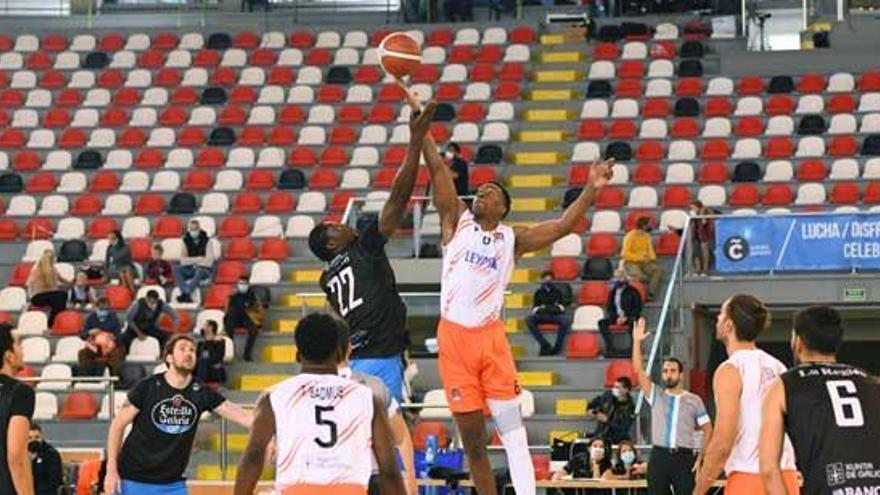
top-left (714, 213), bottom-right (880, 273)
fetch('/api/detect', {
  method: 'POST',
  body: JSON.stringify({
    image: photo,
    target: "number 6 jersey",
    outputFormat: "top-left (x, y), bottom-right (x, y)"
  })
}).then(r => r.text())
top-left (319, 219), bottom-right (407, 359)
top-left (270, 373), bottom-right (375, 495)
top-left (781, 362), bottom-right (880, 495)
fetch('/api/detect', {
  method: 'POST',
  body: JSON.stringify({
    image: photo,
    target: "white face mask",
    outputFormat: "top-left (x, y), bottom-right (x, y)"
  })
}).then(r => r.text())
top-left (621, 451), bottom-right (636, 465)
top-left (590, 447), bottom-right (605, 460)
top-left (237, 283), bottom-right (249, 292)
top-left (444, 151), bottom-right (454, 160)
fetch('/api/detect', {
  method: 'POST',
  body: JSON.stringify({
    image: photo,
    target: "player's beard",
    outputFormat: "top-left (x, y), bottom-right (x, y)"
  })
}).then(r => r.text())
top-left (663, 378), bottom-right (680, 389)
top-left (171, 359), bottom-right (196, 375)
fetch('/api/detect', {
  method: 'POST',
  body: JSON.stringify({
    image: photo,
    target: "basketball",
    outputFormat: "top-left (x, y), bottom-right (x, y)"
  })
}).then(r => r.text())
top-left (378, 31), bottom-right (421, 79)
top-left (94, 331), bottom-right (117, 355)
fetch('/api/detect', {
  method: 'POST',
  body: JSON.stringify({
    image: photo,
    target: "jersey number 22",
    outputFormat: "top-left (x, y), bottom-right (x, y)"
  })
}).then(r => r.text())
top-left (327, 266), bottom-right (363, 317)
top-left (825, 380), bottom-right (865, 427)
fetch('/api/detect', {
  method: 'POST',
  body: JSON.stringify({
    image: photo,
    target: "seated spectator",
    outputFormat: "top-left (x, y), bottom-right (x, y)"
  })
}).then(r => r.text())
top-left (122, 289), bottom-right (178, 352)
top-left (26, 250), bottom-right (71, 326)
top-left (143, 244), bottom-right (174, 289)
top-left (603, 440), bottom-right (647, 480)
top-left (598, 269), bottom-right (643, 358)
top-left (525, 271), bottom-right (572, 356)
top-left (104, 230), bottom-right (138, 296)
top-left (68, 271), bottom-right (97, 310)
top-left (82, 297), bottom-right (122, 336)
top-left (224, 276), bottom-right (267, 362)
top-left (196, 320), bottom-right (227, 386)
top-left (443, 0), bottom-right (473, 21)
top-left (586, 377), bottom-right (635, 444)
top-left (551, 437), bottom-right (613, 481)
top-left (621, 216), bottom-right (662, 300)
top-left (174, 219), bottom-right (215, 303)
top-left (689, 200), bottom-right (715, 276)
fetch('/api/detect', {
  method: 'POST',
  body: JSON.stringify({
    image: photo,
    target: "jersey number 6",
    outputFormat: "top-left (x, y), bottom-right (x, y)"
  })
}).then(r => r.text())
top-left (825, 380), bottom-right (865, 427)
top-left (327, 266), bottom-right (364, 317)
top-left (314, 405), bottom-right (338, 448)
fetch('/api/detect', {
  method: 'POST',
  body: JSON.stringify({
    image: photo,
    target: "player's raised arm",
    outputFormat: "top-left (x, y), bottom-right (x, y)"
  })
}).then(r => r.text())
top-left (422, 132), bottom-right (467, 245)
top-left (513, 159), bottom-right (613, 256)
top-left (234, 393), bottom-right (275, 495)
top-left (631, 318), bottom-right (655, 398)
top-left (694, 364), bottom-right (742, 495)
top-left (378, 84), bottom-right (437, 238)
top-left (759, 379), bottom-right (789, 495)
top-left (371, 394), bottom-right (407, 494)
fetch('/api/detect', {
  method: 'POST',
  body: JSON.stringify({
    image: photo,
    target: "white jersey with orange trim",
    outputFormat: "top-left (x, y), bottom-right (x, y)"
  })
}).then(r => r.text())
top-left (270, 373), bottom-right (375, 492)
top-left (723, 349), bottom-right (797, 475)
top-left (440, 209), bottom-right (516, 328)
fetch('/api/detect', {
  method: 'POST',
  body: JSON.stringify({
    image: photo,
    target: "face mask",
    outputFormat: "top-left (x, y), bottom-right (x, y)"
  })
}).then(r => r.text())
top-left (189, 229), bottom-right (199, 237)
top-left (237, 283), bottom-right (249, 293)
top-left (444, 151), bottom-right (454, 160)
top-left (621, 451), bottom-right (635, 465)
top-left (97, 309), bottom-right (108, 318)
top-left (590, 447), bottom-right (604, 460)
top-left (28, 440), bottom-right (40, 453)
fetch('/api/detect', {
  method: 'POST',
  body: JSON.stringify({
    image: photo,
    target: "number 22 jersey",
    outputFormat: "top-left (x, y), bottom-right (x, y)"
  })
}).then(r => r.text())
top-left (319, 219), bottom-right (407, 359)
top-left (781, 362), bottom-right (880, 495)
top-left (270, 373), bottom-right (375, 495)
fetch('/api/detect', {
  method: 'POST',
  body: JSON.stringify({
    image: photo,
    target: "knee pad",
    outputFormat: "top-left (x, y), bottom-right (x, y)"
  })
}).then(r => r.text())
top-left (486, 397), bottom-right (523, 435)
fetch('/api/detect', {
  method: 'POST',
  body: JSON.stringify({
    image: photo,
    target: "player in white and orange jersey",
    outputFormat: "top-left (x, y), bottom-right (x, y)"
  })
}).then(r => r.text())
top-left (420, 128), bottom-right (612, 494)
top-left (233, 313), bottom-right (404, 495)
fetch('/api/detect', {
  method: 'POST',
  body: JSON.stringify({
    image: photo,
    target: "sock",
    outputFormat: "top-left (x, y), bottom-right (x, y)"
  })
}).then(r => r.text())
top-left (487, 398), bottom-right (535, 495)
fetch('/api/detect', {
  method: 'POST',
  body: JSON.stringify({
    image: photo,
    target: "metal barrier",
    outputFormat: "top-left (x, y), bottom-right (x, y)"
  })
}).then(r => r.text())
top-left (18, 375), bottom-right (120, 422)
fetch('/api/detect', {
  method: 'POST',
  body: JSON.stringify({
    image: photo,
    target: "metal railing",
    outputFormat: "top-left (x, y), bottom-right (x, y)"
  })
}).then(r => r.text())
top-left (19, 375), bottom-right (120, 422)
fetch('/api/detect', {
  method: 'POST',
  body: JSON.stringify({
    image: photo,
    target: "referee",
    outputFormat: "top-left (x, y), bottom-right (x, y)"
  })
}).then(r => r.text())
top-left (632, 319), bottom-right (713, 495)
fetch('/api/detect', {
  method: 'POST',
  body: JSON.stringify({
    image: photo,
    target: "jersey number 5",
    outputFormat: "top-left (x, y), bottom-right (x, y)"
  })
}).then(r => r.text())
top-left (327, 266), bottom-right (363, 317)
top-left (314, 405), bottom-right (338, 448)
top-left (825, 380), bottom-right (865, 427)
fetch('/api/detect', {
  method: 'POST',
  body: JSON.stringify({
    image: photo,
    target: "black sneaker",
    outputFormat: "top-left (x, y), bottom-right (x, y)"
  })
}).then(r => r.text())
top-left (177, 294), bottom-right (192, 303)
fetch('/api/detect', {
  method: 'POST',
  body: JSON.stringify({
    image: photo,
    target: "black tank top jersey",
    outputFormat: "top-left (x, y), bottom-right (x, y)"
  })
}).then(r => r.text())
top-left (781, 362), bottom-right (880, 495)
top-left (319, 219), bottom-right (407, 359)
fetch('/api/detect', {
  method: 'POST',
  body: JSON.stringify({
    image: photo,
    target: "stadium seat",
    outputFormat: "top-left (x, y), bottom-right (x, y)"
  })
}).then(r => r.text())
top-left (567, 333), bottom-right (601, 359)
top-left (604, 360), bottom-right (637, 388)
top-left (51, 311), bottom-right (82, 336)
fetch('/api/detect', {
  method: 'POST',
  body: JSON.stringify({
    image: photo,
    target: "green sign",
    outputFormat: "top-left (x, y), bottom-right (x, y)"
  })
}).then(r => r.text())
top-left (843, 287), bottom-right (867, 303)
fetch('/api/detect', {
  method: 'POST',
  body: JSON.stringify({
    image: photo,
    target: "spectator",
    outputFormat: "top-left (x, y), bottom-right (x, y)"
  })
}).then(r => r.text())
top-left (551, 437), bottom-right (613, 481)
top-left (174, 219), bottom-right (215, 303)
top-left (195, 320), bottom-right (227, 386)
top-left (621, 216), bottom-right (662, 300)
top-left (443, 0), bottom-right (473, 21)
top-left (105, 230), bottom-right (137, 296)
top-left (224, 276), bottom-right (266, 362)
top-left (122, 289), bottom-right (178, 352)
top-left (689, 200), bottom-right (715, 276)
top-left (446, 142), bottom-right (470, 197)
top-left (143, 244), bottom-right (174, 289)
top-left (26, 249), bottom-right (71, 326)
top-left (29, 423), bottom-right (62, 495)
top-left (82, 297), bottom-right (123, 336)
top-left (598, 269), bottom-right (643, 357)
top-left (603, 440), bottom-right (648, 480)
top-left (586, 377), bottom-right (635, 444)
top-left (525, 271), bottom-right (573, 356)
top-left (68, 271), bottom-right (97, 310)
top-left (240, 0), bottom-right (270, 11)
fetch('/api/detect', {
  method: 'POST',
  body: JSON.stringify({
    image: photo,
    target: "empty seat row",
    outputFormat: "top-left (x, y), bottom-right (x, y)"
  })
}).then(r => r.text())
top-left (585, 78), bottom-right (880, 99)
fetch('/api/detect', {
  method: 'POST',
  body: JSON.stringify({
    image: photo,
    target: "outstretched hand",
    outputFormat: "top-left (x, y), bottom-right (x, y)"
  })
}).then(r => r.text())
top-left (589, 158), bottom-right (615, 188)
top-left (633, 317), bottom-right (650, 344)
top-left (398, 79), bottom-right (436, 143)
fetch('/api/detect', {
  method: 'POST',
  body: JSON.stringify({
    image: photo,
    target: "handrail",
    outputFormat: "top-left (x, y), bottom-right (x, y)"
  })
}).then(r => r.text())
top-left (634, 219), bottom-right (691, 415)
top-left (19, 375), bottom-right (120, 423)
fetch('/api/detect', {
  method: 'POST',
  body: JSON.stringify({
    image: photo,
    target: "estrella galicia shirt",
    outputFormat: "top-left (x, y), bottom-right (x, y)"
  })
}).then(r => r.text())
top-left (119, 373), bottom-right (225, 483)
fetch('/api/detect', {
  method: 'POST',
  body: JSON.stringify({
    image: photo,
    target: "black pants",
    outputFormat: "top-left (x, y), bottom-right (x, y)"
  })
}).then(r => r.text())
top-left (525, 313), bottom-right (571, 355)
top-left (224, 307), bottom-right (260, 361)
top-left (121, 325), bottom-right (168, 354)
top-left (647, 446), bottom-right (696, 495)
top-left (598, 318), bottom-right (634, 358)
top-left (30, 290), bottom-right (68, 326)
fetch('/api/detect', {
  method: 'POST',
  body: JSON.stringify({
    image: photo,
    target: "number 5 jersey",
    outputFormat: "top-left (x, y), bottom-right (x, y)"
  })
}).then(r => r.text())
top-left (270, 373), bottom-right (376, 495)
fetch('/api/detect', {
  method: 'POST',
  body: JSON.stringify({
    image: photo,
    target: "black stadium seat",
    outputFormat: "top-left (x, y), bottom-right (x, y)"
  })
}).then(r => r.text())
top-left (201, 87), bottom-right (228, 105)
top-left (207, 33), bottom-right (231, 50)
top-left (278, 169), bottom-right (306, 190)
top-left (168, 192), bottom-right (197, 214)
top-left (74, 150), bottom-right (103, 170)
top-left (82, 51), bottom-right (109, 69)
top-left (209, 127), bottom-right (236, 146)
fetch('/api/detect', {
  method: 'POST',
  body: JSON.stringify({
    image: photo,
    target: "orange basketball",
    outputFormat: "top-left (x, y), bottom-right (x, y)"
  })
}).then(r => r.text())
top-left (379, 31), bottom-right (421, 79)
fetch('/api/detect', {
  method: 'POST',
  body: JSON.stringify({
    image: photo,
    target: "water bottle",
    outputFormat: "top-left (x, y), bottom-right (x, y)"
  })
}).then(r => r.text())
top-left (425, 435), bottom-right (438, 495)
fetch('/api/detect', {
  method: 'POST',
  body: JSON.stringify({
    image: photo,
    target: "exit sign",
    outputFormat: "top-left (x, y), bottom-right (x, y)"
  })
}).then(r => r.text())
top-left (843, 287), bottom-right (867, 302)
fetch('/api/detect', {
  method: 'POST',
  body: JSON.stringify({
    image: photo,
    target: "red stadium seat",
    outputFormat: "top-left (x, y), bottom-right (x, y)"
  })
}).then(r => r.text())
top-left (119, 128), bottom-right (146, 147)
top-left (701, 140), bottom-right (731, 160)
top-left (59, 129), bottom-right (86, 149)
top-left (26, 173), bottom-right (57, 193)
top-left (604, 360), bottom-right (637, 388)
top-left (427, 29), bottom-right (453, 46)
top-left (215, 261), bottom-right (247, 284)
top-left (238, 127), bottom-right (266, 146)
top-left (152, 216), bottom-right (183, 239)
top-left (367, 104), bottom-right (395, 124)
top-left (548, 258), bottom-right (580, 281)
top-left (675, 78), bottom-right (703, 97)
top-left (469, 166), bottom-right (497, 187)
top-left (499, 62), bottom-right (525, 82)
top-left (587, 234), bottom-right (618, 257)
top-left (98, 69), bottom-right (124, 88)
top-left (633, 163), bottom-right (663, 184)
top-left (57, 89), bottom-right (82, 108)
top-left (436, 83), bottom-right (463, 102)
top-left (662, 186), bottom-right (692, 207)
top-left (196, 149), bottom-right (225, 168)
top-left (858, 71), bottom-right (880, 91)
top-left (289, 148), bottom-right (317, 168)
top-left (232, 192), bottom-right (263, 214)
top-left (309, 169), bottom-right (339, 189)
top-left (151, 32), bottom-right (178, 51)
top-left (317, 85), bottom-right (344, 104)
top-left (734, 117), bottom-right (764, 137)
top-left (135, 150), bottom-right (164, 170)
top-left (656, 232), bottom-right (681, 256)
top-left (625, 211), bottom-right (655, 232)
top-left (267, 67), bottom-right (295, 86)
top-left (354, 66), bottom-right (382, 84)
top-left (671, 118), bottom-right (699, 138)
top-left (279, 105), bottom-right (305, 125)
top-left (458, 102), bottom-right (487, 123)
top-left (71, 195), bottom-right (102, 216)
top-left (764, 137), bottom-right (793, 158)
top-left (204, 285), bottom-right (234, 309)
top-left (51, 311), bottom-right (82, 336)
top-left (338, 106), bottom-right (364, 124)
top-left (26, 51), bottom-right (51, 70)
top-left (411, 64), bottom-right (439, 84)
top-left (510, 25), bottom-right (537, 44)
top-left (618, 61), bottom-right (645, 78)
top-left (0, 220), bottom-right (18, 241)
top-left (470, 64), bottom-right (495, 82)
top-left (160, 310), bottom-right (192, 334)
top-left (288, 31), bottom-right (314, 48)
top-left (10, 263), bottom-right (33, 286)
top-left (595, 187), bottom-right (625, 208)
top-left (259, 239), bottom-right (289, 261)
top-left (328, 126), bottom-right (355, 145)
top-left (89, 172), bottom-right (119, 193)
top-left (650, 41), bottom-right (676, 59)
top-left (229, 86), bottom-right (256, 104)
top-left (829, 136), bottom-right (857, 157)
top-left (567, 333), bottom-right (601, 359)
top-left (448, 46), bottom-right (474, 64)
top-left (827, 95), bottom-right (855, 114)
top-left (220, 216), bottom-right (251, 239)
top-left (705, 97), bottom-right (733, 117)
top-left (135, 194), bottom-right (165, 215)
top-left (796, 160), bottom-right (827, 181)
top-left (0, 90), bottom-right (23, 108)
top-left (249, 48), bottom-right (276, 67)
top-left (642, 99), bottom-right (670, 118)
top-left (42, 34), bottom-right (67, 52)
top-left (193, 49), bottom-right (219, 67)
top-left (615, 79), bottom-right (643, 98)
top-left (330, 192), bottom-right (354, 213)
top-left (87, 217), bottom-right (118, 240)
top-left (636, 141), bottom-right (664, 161)
top-left (211, 68), bottom-right (238, 87)
top-left (156, 68), bottom-right (182, 87)
top-left (138, 50), bottom-right (164, 69)
top-left (105, 286), bottom-right (132, 310)
top-left (268, 126), bottom-right (296, 146)
top-left (246, 170), bottom-right (276, 191)
top-left (830, 183), bottom-right (859, 205)
top-left (737, 76), bottom-right (765, 95)
top-left (129, 238), bottom-right (152, 263)
top-left (767, 95), bottom-right (795, 115)
top-left (224, 239), bottom-right (255, 260)
top-left (24, 220), bottom-right (55, 240)
top-left (177, 126), bottom-right (204, 145)
top-left (305, 48), bottom-right (331, 66)
top-left (171, 88), bottom-right (199, 105)
top-left (60, 392), bottom-right (98, 420)
top-left (797, 74), bottom-right (826, 93)
top-left (578, 282), bottom-right (609, 306)
top-left (864, 182), bottom-right (880, 204)
top-left (183, 171), bottom-right (214, 192)
top-left (159, 107), bottom-right (188, 127)
top-left (609, 120), bottom-right (637, 139)
top-left (730, 185), bottom-right (760, 206)
top-left (13, 152), bottom-right (41, 172)
top-left (763, 184), bottom-right (794, 206)
top-left (112, 88), bottom-right (140, 107)
top-left (218, 105), bottom-right (246, 126)
top-left (578, 120), bottom-right (605, 140)
top-left (493, 82), bottom-right (521, 100)
top-left (593, 43), bottom-right (619, 60)
top-left (320, 147), bottom-right (348, 167)
top-left (266, 192), bottom-right (295, 213)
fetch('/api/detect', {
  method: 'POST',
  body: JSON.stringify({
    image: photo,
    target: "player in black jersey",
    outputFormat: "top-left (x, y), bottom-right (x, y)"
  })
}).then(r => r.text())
top-left (760, 306), bottom-right (880, 495)
top-left (0, 324), bottom-right (34, 495)
top-left (308, 87), bottom-right (436, 403)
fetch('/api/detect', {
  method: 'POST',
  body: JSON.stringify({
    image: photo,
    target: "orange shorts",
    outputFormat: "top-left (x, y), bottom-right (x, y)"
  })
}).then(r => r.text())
top-left (281, 483), bottom-right (366, 495)
top-left (725, 471), bottom-right (799, 495)
top-left (437, 318), bottom-right (520, 414)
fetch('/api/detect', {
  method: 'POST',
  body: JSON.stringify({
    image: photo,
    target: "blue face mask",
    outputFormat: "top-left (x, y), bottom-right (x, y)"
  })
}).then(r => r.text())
top-left (97, 309), bottom-right (108, 318)
top-left (188, 230), bottom-right (199, 237)
top-left (621, 451), bottom-right (636, 465)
